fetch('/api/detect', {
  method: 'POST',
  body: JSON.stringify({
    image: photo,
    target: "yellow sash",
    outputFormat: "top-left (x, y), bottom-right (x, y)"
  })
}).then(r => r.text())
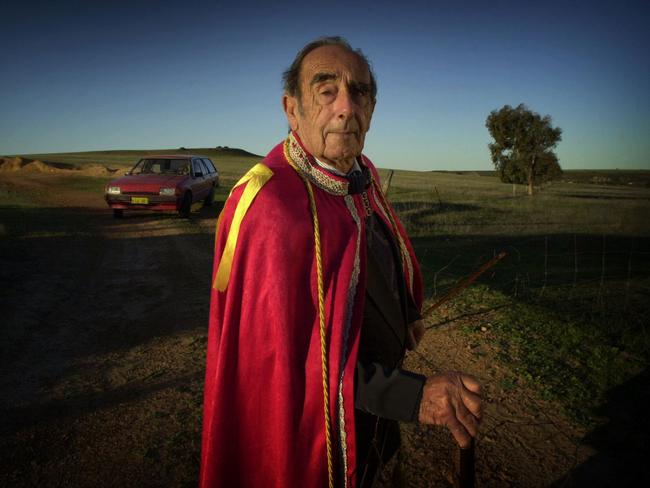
top-left (213, 163), bottom-right (274, 291)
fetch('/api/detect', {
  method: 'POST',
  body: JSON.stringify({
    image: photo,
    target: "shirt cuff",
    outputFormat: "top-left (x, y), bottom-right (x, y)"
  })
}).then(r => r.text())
top-left (355, 362), bottom-right (426, 422)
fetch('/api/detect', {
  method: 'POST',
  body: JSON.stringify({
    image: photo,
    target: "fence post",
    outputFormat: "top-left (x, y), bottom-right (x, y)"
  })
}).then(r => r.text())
top-left (624, 239), bottom-right (634, 310)
top-left (433, 271), bottom-right (438, 297)
top-left (597, 234), bottom-right (606, 306)
top-left (573, 234), bottom-right (578, 288)
top-left (434, 185), bottom-right (443, 208)
top-left (541, 235), bottom-right (549, 295)
top-left (514, 273), bottom-right (519, 298)
top-left (600, 234), bottom-right (606, 288)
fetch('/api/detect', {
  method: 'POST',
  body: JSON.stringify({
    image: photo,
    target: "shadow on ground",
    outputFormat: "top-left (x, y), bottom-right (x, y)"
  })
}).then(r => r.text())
top-left (2, 200), bottom-right (649, 487)
top-left (550, 368), bottom-right (650, 487)
top-left (1, 202), bottom-right (218, 486)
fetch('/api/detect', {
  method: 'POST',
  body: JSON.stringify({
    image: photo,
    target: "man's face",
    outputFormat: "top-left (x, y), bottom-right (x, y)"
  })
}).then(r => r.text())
top-left (284, 45), bottom-right (375, 171)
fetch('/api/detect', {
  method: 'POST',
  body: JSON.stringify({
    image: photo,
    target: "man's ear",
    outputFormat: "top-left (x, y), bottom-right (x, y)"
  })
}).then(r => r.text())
top-left (282, 94), bottom-right (300, 132)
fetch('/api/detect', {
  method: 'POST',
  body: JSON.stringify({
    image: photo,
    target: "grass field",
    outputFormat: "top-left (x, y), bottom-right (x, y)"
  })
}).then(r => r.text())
top-left (6, 148), bottom-right (650, 420)
top-left (383, 167), bottom-right (649, 424)
top-left (2, 147), bottom-right (649, 485)
top-left (7, 148), bottom-right (650, 423)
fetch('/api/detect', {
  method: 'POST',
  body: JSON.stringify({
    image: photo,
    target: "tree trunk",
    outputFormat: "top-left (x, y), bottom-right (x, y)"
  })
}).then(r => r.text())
top-left (527, 155), bottom-right (536, 196)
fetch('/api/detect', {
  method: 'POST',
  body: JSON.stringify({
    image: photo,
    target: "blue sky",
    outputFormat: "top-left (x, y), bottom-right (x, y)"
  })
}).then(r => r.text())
top-left (1, 0), bottom-right (648, 170)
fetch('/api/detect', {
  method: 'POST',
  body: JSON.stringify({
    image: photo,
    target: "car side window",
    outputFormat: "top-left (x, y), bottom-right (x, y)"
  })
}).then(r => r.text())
top-left (198, 159), bottom-right (210, 175)
top-left (198, 159), bottom-right (210, 174)
top-left (201, 160), bottom-right (210, 176)
top-left (202, 158), bottom-right (217, 174)
top-left (192, 160), bottom-right (204, 177)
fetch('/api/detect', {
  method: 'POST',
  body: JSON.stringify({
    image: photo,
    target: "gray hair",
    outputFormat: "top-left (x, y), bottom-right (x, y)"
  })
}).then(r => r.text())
top-left (282, 36), bottom-right (377, 102)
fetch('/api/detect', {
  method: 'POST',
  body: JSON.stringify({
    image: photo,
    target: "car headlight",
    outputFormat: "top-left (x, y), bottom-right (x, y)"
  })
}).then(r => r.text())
top-left (159, 187), bottom-right (176, 196)
top-left (107, 186), bottom-right (121, 195)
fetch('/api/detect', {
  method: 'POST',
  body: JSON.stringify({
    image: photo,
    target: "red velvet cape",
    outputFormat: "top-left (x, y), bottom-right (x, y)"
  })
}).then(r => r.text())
top-left (200, 134), bottom-right (423, 487)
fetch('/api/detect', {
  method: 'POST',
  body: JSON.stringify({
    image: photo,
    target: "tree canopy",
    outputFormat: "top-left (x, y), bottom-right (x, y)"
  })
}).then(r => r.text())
top-left (486, 104), bottom-right (563, 195)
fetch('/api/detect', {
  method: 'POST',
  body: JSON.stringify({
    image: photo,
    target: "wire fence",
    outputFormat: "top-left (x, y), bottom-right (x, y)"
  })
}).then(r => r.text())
top-left (373, 200), bottom-right (650, 485)
top-left (418, 232), bottom-right (650, 308)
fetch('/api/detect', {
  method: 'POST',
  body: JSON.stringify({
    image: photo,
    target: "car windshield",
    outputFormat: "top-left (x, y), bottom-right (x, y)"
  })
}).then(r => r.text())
top-left (131, 159), bottom-right (190, 175)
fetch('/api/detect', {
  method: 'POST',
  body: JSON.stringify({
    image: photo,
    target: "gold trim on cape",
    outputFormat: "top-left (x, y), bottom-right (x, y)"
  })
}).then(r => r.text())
top-left (213, 163), bottom-right (274, 292)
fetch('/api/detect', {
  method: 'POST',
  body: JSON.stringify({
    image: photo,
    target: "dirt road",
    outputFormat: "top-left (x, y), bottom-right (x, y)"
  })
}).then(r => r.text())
top-left (0, 173), bottom-right (601, 487)
top-left (1, 174), bottom-right (215, 486)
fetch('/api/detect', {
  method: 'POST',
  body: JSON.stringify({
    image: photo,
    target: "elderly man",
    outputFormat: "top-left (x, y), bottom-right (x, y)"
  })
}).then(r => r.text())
top-left (200, 37), bottom-right (482, 488)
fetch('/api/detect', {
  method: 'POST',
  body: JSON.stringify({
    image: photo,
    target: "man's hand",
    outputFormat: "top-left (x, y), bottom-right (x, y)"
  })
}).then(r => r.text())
top-left (418, 372), bottom-right (482, 448)
top-left (406, 319), bottom-right (426, 351)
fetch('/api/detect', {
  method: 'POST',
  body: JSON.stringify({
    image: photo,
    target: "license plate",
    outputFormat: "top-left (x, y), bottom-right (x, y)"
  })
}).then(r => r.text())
top-left (131, 197), bottom-right (149, 204)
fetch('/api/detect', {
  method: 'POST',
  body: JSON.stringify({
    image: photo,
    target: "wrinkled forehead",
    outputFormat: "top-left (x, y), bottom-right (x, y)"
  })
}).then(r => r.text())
top-left (300, 45), bottom-right (371, 88)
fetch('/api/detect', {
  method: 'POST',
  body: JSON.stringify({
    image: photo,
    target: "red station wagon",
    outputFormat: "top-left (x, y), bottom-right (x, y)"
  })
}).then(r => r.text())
top-left (105, 155), bottom-right (220, 218)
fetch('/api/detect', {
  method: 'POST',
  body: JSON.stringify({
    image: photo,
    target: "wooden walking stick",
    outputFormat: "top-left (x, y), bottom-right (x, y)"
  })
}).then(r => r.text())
top-left (453, 438), bottom-right (475, 488)
top-left (421, 251), bottom-right (507, 488)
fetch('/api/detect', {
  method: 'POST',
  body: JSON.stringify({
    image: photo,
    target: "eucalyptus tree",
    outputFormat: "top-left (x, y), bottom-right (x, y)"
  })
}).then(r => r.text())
top-left (486, 104), bottom-right (562, 195)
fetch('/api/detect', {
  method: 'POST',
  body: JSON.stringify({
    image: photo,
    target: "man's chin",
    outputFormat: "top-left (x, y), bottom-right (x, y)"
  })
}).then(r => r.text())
top-left (324, 145), bottom-right (362, 162)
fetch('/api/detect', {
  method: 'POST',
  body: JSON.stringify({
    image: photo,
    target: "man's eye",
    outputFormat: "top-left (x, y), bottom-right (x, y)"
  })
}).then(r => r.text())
top-left (318, 88), bottom-right (336, 103)
top-left (352, 86), bottom-right (369, 97)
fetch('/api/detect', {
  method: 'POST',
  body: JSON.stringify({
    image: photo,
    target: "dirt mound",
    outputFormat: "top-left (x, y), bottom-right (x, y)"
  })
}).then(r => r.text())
top-left (0, 157), bottom-right (116, 176)
top-left (0, 157), bottom-right (64, 174)
top-left (0, 157), bottom-right (27, 172)
top-left (22, 160), bottom-right (66, 173)
top-left (77, 164), bottom-right (117, 176)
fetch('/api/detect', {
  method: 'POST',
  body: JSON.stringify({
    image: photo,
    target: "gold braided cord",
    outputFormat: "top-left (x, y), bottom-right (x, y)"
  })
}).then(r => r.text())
top-left (305, 180), bottom-right (334, 488)
top-left (283, 140), bottom-right (334, 488)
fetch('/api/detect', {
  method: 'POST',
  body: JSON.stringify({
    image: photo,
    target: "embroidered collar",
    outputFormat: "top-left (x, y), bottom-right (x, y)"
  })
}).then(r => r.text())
top-left (285, 132), bottom-right (371, 196)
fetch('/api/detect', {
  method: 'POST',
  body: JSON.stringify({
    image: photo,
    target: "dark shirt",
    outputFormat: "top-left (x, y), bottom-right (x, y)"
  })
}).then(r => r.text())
top-left (354, 213), bottom-right (425, 422)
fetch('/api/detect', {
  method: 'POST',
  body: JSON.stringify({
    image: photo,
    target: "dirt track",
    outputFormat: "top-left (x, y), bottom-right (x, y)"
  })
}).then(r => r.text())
top-left (0, 173), bottom-right (624, 487)
top-left (1, 174), bottom-right (214, 486)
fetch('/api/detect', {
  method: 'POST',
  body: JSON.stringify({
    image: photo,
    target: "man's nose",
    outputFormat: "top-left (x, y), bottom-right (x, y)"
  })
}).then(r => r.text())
top-left (333, 88), bottom-right (354, 118)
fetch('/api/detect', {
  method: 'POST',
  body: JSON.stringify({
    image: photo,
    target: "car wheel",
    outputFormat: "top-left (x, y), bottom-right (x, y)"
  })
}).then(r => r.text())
top-left (204, 186), bottom-right (215, 206)
top-left (179, 192), bottom-right (192, 218)
top-left (113, 209), bottom-right (124, 219)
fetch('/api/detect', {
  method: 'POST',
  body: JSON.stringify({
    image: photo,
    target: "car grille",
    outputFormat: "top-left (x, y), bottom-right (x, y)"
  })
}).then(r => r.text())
top-left (122, 191), bottom-right (160, 196)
